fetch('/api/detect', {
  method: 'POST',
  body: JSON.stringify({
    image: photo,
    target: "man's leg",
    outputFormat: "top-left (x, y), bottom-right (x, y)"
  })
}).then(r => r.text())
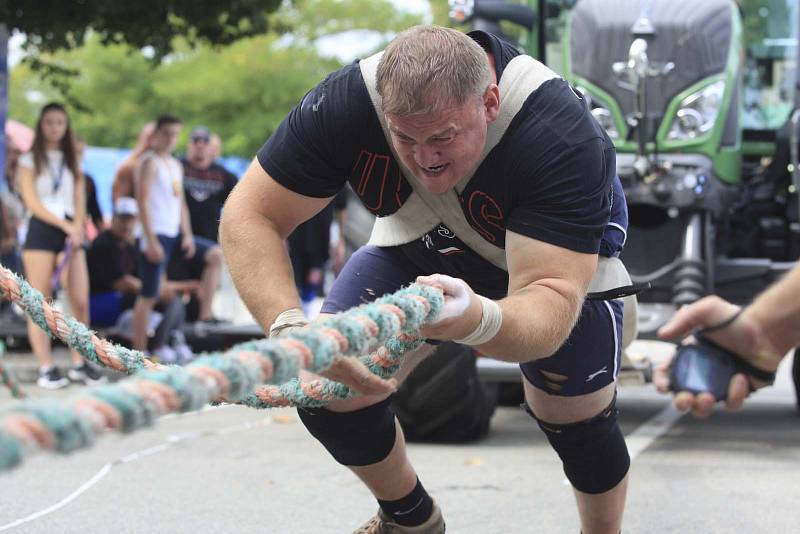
top-left (131, 296), bottom-right (157, 351)
top-left (524, 382), bottom-right (628, 534)
top-left (294, 245), bottom-right (443, 531)
top-left (133, 236), bottom-right (174, 351)
top-left (313, 343), bottom-right (435, 498)
top-left (194, 237), bottom-right (223, 321)
top-left (521, 299), bottom-right (628, 534)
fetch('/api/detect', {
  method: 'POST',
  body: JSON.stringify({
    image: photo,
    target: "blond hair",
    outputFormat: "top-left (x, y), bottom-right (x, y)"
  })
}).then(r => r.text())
top-left (376, 25), bottom-right (492, 117)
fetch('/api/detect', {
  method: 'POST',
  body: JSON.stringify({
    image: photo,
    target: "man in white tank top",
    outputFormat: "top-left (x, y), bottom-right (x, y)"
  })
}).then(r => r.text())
top-left (130, 115), bottom-right (196, 353)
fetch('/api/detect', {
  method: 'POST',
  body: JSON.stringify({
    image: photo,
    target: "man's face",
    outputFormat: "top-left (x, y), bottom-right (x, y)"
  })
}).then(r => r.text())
top-left (153, 123), bottom-right (182, 154)
top-left (111, 214), bottom-right (137, 240)
top-left (385, 87), bottom-right (499, 195)
top-left (187, 133), bottom-right (212, 168)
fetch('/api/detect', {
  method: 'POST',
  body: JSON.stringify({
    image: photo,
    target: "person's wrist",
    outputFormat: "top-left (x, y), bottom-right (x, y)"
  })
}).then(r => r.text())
top-left (269, 307), bottom-right (309, 338)
top-left (453, 295), bottom-right (502, 346)
top-left (739, 308), bottom-right (785, 371)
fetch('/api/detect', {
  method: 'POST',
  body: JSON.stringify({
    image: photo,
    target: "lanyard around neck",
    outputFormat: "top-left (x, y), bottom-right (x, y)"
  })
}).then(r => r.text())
top-left (49, 154), bottom-right (67, 194)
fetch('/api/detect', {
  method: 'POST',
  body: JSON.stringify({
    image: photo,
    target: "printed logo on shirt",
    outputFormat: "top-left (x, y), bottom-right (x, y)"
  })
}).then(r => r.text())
top-left (350, 149), bottom-right (412, 216)
top-left (465, 190), bottom-right (505, 244)
top-left (421, 225), bottom-right (464, 256)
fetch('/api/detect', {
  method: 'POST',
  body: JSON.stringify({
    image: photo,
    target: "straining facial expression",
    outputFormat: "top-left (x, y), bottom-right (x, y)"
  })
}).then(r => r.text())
top-left (386, 90), bottom-right (498, 195)
top-left (377, 26), bottom-right (499, 195)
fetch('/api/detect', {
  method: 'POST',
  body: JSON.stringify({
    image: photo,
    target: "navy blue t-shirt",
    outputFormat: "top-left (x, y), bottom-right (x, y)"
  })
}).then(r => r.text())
top-left (258, 31), bottom-right (626, 297)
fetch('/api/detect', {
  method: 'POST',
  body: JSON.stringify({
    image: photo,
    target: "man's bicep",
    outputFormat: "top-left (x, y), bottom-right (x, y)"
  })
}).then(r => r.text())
top-left (505, 229), bottom-right (597, 297)
top-left (225, 158), bottom-right (334, 239)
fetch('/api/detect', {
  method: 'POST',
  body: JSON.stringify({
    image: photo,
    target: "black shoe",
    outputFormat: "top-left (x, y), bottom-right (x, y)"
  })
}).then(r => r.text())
top-left (37, 366), bottom-right (70, 389)
top-left (68, 362), bottom-right (108, 385)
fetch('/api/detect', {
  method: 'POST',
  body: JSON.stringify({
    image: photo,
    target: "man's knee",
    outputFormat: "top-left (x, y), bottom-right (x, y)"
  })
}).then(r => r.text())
top-left (297, 396), bottom-right (397, 466)
top-left (204, 245), bottom-right (223, 268)
top-left (524, 395), bottom-right (630, 494)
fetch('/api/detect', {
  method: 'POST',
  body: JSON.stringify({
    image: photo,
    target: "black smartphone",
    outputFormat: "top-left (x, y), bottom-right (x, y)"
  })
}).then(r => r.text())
top-left (669, 341), bottom-right (736, 400)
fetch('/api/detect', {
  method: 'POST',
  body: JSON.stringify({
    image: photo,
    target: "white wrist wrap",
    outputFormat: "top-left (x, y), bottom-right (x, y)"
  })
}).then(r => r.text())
top-left (453, 296), bottom-right (503, 346)
top-left (268, 307), bottom-right (309, 338)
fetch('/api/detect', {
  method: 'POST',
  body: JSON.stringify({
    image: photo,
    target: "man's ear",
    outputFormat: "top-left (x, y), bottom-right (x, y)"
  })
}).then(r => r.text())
top-left (483, 84), bottom-right (500, 123)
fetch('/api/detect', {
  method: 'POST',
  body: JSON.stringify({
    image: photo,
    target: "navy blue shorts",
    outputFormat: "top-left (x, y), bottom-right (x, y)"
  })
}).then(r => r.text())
top-left (138, 234), bottom-right (214, 298)
top-left (321, 245), bottom-right (623, 397)
top-left (167, 235), bottom-right (217, 281)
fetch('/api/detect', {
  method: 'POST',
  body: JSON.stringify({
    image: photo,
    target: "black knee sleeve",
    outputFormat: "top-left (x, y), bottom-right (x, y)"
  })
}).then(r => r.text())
top-left (524, 396), bottom-right (630, 494)
top-left (297, 397), bottom-right (397, 466)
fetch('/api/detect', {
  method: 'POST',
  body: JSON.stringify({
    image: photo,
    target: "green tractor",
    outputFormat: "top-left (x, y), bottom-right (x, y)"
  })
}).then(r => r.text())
top-left (562, 0), bottom-right (800, 334)
top-left (452, 0), bottom-right (800, 395)
top-left (454, 0), bottom-right (799, 327)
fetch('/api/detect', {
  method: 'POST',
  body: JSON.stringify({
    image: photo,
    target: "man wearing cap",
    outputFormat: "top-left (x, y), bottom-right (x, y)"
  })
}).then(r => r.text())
top-left (86, 197), bottom-right (142, 326)
top-left (161, 125), bottom-right (229, 323)
top-left (87, 197), bottom-right (192, 362)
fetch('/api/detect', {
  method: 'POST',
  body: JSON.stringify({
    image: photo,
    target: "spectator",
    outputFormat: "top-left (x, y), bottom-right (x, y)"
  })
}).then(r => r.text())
top-left (112, 122), bottom-right (155, 203)
top-left (17, 102), bottom-right (105, 389)
top-left (87, 197), bottom-right (191, 363)
top-left (163, 125), bottom-right (230, 322)
top-left (132, 114), bottom-right (221, 353)
top-left (180, 126), bottom-right (237, 243)
top-left (87, 197), bottom-right (141, 326)
top-left (74, 135), bottom-right (105, 236)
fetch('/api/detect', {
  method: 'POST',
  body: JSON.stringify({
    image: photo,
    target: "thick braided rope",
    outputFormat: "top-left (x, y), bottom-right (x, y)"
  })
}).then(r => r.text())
top-left (0, 265), bottom-right (443, 470)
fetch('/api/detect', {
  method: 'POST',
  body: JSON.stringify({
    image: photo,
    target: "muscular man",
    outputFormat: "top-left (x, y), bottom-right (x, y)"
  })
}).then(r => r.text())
top-left (221, 26), bottom-right (630, 533)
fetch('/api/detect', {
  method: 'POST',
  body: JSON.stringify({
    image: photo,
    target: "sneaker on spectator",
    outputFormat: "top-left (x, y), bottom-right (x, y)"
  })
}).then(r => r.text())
top-left (37, 366), bottom-right (70, 389)
top-left (173, 342), bottom-right (195, 365)
top-left (152, 345), bottom-right (178, 365)
top-left (68, 361), bottom-right (108, 385)
top-left (170, 330), bottom-right (195, 365)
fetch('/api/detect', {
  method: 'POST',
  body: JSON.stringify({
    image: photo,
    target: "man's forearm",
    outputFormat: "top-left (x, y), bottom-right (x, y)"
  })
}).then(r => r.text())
top-left (138, 204), bottom-right (157, 244)
top-left (180, 201), bottom-right (193, 238)
top-left (476, 282), bottom-right (582, 363)
top-left (220, 210), bottom-right (301, 331)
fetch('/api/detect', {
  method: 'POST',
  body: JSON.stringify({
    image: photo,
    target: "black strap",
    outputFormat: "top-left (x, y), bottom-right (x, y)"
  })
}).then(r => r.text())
top-left (586, 282), bottom-right (651, 301)
top-left (698, 307), bottom-right (745, 334)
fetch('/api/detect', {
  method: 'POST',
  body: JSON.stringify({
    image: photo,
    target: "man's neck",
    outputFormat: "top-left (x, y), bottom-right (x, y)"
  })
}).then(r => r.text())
top-left (189, 161), bottom-right (212, 171)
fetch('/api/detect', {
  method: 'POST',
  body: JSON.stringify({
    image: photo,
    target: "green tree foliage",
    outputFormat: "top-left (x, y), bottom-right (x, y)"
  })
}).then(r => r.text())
top-left (3, 1), bottom-right (280, 59)
top-left (3, 0), bottom-right (282, 109)
top-left (9, 0), bottom-right (424, 156)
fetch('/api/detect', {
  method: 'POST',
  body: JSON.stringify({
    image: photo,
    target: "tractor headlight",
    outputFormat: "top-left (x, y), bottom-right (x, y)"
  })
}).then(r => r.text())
top-left (591, 107), bottom-right (620, 140)
top-left (667, 80), bottom-right (725, 140)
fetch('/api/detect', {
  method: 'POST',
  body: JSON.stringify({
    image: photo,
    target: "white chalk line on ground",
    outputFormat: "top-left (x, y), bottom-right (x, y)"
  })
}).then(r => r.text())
top-left (562, 403), bottom-right (684, 486)
top-left (0, 409), bottom-right (273, 532)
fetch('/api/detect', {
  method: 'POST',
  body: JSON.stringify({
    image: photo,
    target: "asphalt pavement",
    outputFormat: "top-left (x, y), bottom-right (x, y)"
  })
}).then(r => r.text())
top-left (1, 342), bottom-right (798, 533)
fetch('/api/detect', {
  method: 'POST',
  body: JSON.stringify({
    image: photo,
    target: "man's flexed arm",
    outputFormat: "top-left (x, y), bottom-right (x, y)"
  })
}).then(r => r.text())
top-left (419, 230), bottom-right (597, 362)
top-left (494, 231), bottom-right (596, 360)
top-left (219, 159), bottom-right (332, 331)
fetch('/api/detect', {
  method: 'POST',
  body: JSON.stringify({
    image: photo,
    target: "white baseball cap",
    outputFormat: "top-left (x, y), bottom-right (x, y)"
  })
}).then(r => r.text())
top-left (114, 197), bottom-right (139, 217)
